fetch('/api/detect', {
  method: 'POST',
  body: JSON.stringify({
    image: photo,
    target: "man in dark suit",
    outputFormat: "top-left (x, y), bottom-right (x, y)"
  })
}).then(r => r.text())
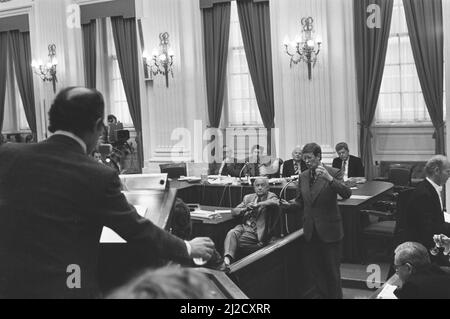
top-left (282, 146), bottom-right (307, 177)
top-left (209, 145), bottom-right (243, 177)
top-left (405, 155), bottom-right (450, 264)
top-left (393, 242), bottom-right (450, 299)
top-left (281, 143), bottom-right (351, 299)
top-left (0, 87), bottom-right (215, 299)
top-left (332, 142), bottom-right (364, 179)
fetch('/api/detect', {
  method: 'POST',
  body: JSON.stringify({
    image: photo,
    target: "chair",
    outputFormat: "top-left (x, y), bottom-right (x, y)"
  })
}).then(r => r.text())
top-left (388, 164), bottom-right (413, 191)
top-left (159, 163), bottom-right (187, 179)
top-left (360, 187), bottom-right (415, 263)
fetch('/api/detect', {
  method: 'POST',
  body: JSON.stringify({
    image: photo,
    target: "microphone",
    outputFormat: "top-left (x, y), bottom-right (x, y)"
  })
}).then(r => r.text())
top-left (279, 177), bottom-right (300, 237)
top-left (239, 162), bottom-right (250, 182)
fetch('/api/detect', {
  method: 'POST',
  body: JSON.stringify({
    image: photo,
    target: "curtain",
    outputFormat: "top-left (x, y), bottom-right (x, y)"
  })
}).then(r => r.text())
top-left (111, 16), bottom-right (143, 171)
top-left (202, 2), bottom-right (231, 128)
top-left (403, 0), bottom-right (445, 154)
top-left (0, 32), bottom-right (8, 133)
top-left (82, 19), bottom-right (97, 89)
top-left (9, 30), bottom-right (37, 138)
top-left (236, 0), bottom-right (275, 155)
top-left (354, 0), bottom-right (393, 180)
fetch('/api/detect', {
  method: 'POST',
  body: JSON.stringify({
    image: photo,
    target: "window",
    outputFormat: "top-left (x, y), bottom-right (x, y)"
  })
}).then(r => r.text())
top-left (225, 1), bottom-right (262, 127)
top-left (105, 18), bottom-right (133, 127)
top-left (375, 0), bottom-right (445, 124)
top-left (2, 52), bottom-right (29, 134)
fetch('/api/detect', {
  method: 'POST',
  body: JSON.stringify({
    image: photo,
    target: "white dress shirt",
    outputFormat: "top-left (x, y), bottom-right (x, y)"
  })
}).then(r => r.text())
top-left (53, 130), bottom-right (87, 154)
top-left (426, 177), bottom-right (443, 211)
top-left (342, 160), bottom-right (349, 181)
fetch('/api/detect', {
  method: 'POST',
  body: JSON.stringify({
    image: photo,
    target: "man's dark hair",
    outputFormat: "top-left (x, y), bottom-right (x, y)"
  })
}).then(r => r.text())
top-left (302, 143), bottom-right (322, 159)
top-left (335, 142), bottom-right (349, 152)
top-left (48, 87), bottom-right (105, 137)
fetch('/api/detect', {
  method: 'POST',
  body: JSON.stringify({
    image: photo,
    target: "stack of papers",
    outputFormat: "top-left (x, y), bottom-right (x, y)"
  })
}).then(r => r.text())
top-left (350, 195), bottom-right (372, 200)
top-left (190, 210), bottom-right (222, 220)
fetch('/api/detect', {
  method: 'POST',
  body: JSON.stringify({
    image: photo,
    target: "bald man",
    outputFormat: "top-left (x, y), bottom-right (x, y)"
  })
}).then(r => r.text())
top-left (282, 146), bottom-right (307, 177)
top-left (0, 87), bottom-right (215, 299)
top-left (223, 177), bottom-right (281, 265)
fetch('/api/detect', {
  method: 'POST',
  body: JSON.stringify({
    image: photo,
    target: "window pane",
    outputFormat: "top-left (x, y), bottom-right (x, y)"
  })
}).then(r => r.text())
top-left (401, 64), bottom-right (421, 92)
top-left (400, 36), bottom-right (414, 64)
top-left (375, 1), bottom-right (445, 124)
top-left (380, 65), bottom-right (401, 93)
top-left (226, 2), bottom-right (262, 126)
top-left (385, 37), bottom-right (399, 65)
top-left (106, 18), bottom-right (133, 127)
top-left (377, 93), bottom-right (401, 122)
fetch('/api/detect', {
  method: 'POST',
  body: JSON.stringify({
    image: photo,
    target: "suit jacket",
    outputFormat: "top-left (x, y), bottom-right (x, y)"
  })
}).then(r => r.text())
top-left (232, 192), bottom-right (280, 244)
top-left (405, 179), bottom-right (450, 249)
top-left (282, 159), bottom-right (308, 177)
top-left (209, 159), bottom-right (243, 177)
top-left (394, 265), bottom-right (450, 299)
top-left (0, 135), bottom-right (189, 299)
top-left (295, 166), bottom-right (352, 243)
top-left (332, 155), bottom-right (365, 178)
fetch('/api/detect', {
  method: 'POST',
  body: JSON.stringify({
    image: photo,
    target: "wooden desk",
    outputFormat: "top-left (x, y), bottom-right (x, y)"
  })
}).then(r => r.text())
top-left (173, 180), bottom-right (393, 263)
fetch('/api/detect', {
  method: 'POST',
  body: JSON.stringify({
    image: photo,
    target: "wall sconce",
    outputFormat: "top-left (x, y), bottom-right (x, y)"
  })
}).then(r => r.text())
top-left (31, 44), bottom-right (58, 93)
top-left (283, 17), bottom-right (322, 80)
top-left (143, 32), bottom-right (174, 88)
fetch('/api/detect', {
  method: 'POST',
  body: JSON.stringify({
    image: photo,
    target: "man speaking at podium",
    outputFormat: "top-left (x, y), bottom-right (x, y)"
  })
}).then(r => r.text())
top-left (0, 87), bottom-right (214, 299)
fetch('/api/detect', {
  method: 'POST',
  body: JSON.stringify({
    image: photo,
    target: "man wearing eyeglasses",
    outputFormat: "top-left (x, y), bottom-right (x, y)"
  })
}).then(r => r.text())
top-left (393, 242), bottom-right (450, 299)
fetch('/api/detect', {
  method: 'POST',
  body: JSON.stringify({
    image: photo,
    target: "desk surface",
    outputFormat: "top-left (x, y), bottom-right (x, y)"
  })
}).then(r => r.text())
top-left (171, 180), bottom-right (393, 206)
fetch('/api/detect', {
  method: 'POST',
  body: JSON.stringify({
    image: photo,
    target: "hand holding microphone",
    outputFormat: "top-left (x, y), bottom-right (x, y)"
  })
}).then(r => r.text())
top-left (315, 164), bottom-right (333, 182)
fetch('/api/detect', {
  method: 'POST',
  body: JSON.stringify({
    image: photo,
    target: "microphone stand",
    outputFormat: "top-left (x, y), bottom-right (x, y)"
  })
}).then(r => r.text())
top-left (279, 177), bottom-right (299, 237)
top-left (239, 162), bottom-right (249, 184)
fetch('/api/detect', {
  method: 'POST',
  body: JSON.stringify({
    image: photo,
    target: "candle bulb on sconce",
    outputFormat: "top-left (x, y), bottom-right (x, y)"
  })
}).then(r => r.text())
top-left (283, 17), bottom-right (322, 80)
top-left (143, 32), bottom-right (175, 88)
top-left (31, 44), bottom-right (58, 93)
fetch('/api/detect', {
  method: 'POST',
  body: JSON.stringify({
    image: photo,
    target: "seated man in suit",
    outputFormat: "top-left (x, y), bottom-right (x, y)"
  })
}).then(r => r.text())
top-left (209, 145), bottom-right (243, 177)
top-left (244, 144), bottom-right (264, 177)
top-left (332, 142), bottom-right (364, 180)
top-left (393, 242), bottom-right (450, 299)
top-left (282, 146), bottom-right (307, 177)
top-left (405, 155), bottom-right (450, 266)
top-left (223, 177), bottom-right (280, 265)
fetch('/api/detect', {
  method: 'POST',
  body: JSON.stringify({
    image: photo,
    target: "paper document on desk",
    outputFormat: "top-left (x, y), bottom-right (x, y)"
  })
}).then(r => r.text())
top-left (376, 284), bottom-right (398, 299)
top-left (444, 212), bottom-right (450, 223)
top-left (350, 195), bottom-right (372, 200)
top-left (190, 210), bottom-right (221, 219)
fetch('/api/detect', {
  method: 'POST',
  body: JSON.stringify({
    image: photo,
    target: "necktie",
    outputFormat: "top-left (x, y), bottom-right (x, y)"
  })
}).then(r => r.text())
top-left (310, 170), bottom-right (316, 187)
top-left (294, 162), bottom-right (299, 175)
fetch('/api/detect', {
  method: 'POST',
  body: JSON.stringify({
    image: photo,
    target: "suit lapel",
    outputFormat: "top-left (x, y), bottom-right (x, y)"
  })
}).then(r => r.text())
top-left (310, 174), bottom-right (327, 204)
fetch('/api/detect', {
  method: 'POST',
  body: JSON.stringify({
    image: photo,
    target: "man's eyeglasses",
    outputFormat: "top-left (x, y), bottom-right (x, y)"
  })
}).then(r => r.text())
top-left (394, 262), bottom-right (411, 272)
